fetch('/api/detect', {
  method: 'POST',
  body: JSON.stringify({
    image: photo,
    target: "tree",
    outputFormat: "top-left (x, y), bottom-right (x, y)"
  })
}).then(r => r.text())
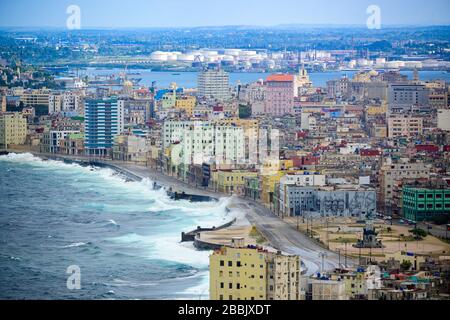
top-left (239, 104), bottom-right (252, 119)
top-left (409, 228), bottom-right (427, 239)
top-left (400, 260), bottom-right (412, 271)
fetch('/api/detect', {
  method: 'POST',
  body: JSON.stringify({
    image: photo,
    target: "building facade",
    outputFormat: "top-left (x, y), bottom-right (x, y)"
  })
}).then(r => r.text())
top-left (209, 242), bottom-right (301, 300)
top-left (265, 74), bottom-right (294, 116)
top-left (0, 112), bottom-right (27, 147)
top-left (197, 68), bottom-right (230, 101)
top-left (84, 98), bottom-right (124, 156)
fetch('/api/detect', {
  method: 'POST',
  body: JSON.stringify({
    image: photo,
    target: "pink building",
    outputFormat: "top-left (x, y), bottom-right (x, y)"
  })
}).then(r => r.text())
top-left (264, 74), bottom-right (294, 116)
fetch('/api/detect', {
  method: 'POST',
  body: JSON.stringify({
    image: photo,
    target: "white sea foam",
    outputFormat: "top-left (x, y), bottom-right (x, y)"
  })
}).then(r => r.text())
top-left (2, 152), bottom-right (241, 296)
top-left (61, 242), bottom-right (88, 248)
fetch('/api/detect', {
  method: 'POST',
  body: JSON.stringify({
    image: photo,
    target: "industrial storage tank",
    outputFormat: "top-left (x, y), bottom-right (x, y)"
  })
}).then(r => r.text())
top-left (150, 51), bottom-right (168, 61)
top-left (176, 54), bottom-right (195, 62)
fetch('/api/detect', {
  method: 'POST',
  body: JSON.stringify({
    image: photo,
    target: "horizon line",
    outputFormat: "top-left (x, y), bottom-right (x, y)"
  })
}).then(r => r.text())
top-left (1, 23), bottom-right (450, 31)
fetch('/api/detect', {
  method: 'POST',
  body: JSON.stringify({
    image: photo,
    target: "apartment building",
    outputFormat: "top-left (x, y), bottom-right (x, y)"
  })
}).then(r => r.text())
top-left (197, 68), bottom-right (230, 101)
top-left (209, 240), bottom-right (301, 300)
top-left (264, 74), bottom-right (294, 116)
top-left (84, 98), bottom-right (124, 156)
top-left (387, 115), bottom-right (423, 138)
top-left (379, 159), bottom-right (431, 212)
top-left (0, 112), bottom-right (27, 147)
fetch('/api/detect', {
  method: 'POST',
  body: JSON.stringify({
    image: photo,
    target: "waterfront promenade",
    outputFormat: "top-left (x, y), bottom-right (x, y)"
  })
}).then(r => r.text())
top-left (5, 150), bottom-right (352, 275)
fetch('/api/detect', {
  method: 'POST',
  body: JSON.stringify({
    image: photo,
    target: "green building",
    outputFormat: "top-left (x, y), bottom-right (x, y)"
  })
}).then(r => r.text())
top-left (402, 186), bottom-right (450, 221)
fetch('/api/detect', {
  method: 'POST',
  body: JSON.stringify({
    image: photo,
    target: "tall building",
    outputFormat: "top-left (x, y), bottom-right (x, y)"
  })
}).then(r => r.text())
top-left (265, 74), bottom-right (294, 116)
top-left (197, 68), bottom-right (230, 101)
top-left (84, 98), bottom-right (124, 156)
top-left (387, 84), bottom-right (430, 113)
top-left (0, 112), bottom-right (27, 147)
top-left (209, 240), bottom-right (301, 300)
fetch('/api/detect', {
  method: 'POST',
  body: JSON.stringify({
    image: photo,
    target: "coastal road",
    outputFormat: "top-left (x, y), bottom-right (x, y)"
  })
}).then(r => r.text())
top-left (15, 151), bottom-right (353, 276)
top-left (237, 201), bottom-right (354, 275)
top-left (116, 162), bottom-right (352, 275)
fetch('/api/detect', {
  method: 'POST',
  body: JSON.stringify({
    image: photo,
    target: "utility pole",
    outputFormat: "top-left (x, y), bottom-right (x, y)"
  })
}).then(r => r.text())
top-left (344, 242), bottom-right (348, 268)
top-left (326, 217), bottom-right (330, 249)
top-left (338, 249), bottom-right (341, 268)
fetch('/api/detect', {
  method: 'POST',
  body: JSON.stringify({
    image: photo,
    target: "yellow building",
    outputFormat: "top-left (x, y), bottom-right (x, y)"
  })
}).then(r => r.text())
top-left (215, 170), bottom-right (258, 195)
top-left (260, 172), bottom-right (285, 206)
top-left (366, 104), bottom-right (387, 116)
top-left (0, 112), bottom-right (27, 147)
top-left (330, 271), bottom-right (366, 299)
top-left (20, 89), bottom-right (50, 107)
top-left (209, 240), bottom-right (301, 300)
top-left (175, 96), bottom-right (196, 117)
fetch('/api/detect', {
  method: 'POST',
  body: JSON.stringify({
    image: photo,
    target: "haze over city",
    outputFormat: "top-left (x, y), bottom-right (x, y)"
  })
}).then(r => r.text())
top-left (0, 0), bottom-right (450, 28)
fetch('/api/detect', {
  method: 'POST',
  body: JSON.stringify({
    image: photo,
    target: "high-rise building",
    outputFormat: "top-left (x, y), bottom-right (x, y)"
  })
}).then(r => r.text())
top-left (209, 240), bottom-right (301, 300)
top-left (265, 74), bottom-right (294, 116)
top-left (197, 68), bottom-right (230, 101)
top-left (387, 83), bottom-right (430, 113)
top-left (0, 112), bottom-right (27, 148)
top-left (84, 98), bottom-right (124, 156)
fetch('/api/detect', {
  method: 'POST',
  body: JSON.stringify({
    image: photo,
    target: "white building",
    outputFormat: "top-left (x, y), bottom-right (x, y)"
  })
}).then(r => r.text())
top-left (197, 68), bottom-right (230, 101)
top-left (437, 109), bottom-right (450, 131)
top-left (164, 120), bottom-right (245, 166)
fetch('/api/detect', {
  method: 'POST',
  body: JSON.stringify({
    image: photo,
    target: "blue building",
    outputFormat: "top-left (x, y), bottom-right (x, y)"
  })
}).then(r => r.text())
top-left (85, 98), bottom-right (124, 156)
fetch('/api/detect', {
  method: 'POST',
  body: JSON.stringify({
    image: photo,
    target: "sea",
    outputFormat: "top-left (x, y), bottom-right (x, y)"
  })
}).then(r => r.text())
top-left (76, 68), bottom-right (450, 88)
top-left (0, 153), bottom-right (236, 300)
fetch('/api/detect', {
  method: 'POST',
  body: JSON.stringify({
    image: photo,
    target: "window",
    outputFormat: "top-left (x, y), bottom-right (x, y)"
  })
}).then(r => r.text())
top-left (228, 261), bottom-right (232, 267)
top-left (229, 283), bottom-right (232, 289)
top-left (220, 260), bottom-right (224, 267)
top-left (220, 282), bottom-right (224, 289)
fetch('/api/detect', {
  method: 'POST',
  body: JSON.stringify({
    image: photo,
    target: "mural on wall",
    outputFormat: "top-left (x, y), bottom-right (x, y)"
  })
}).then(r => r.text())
top-left (316, 191), bottom-right (377, 217)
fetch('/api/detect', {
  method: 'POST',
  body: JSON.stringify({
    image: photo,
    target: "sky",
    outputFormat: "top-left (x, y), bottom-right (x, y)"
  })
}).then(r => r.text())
top-left (0, 0), bottom-right (449, 28)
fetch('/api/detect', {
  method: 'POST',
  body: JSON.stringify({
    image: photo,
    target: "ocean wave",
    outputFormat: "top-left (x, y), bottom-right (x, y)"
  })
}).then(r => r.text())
top-left (61, 242), bottom-right (89, 248)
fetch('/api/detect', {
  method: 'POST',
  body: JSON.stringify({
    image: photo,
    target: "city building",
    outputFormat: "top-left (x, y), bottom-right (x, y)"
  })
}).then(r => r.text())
top-left (387, 115), bottom-right (423, 138)
top-left (112, 134), bottom-right (151, 164)
top-left (197, 68), bottom-right (230, 101)
top-left (0, 112), bottom-right (27, 147)
top-left (379, 159), bottom-right (431, 213)
top-left (310, 279), bottom-right (348, 300)
top-left (402, 186), bottom-right (450, 221)
top-left (84, 98), bottom-right (124, 156)
top-left (265, 74), bottom-right (294, 116)
top-left (59, 132), bottom-right (84, 155)
top-left (387, 84), bottom-right (430, 113)
top-left (41, 129), bottom-right (80, 154)
top-left (437, 109), bottom-right (450, 131)
top-left (209, 240), bottom-right (301, 300)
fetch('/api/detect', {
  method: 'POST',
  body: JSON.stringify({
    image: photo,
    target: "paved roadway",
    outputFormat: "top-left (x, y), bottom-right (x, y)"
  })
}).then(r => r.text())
top-left (117, 163), bottom-right (353, 275)
top-left (17, 152), bottom-right (353, 276)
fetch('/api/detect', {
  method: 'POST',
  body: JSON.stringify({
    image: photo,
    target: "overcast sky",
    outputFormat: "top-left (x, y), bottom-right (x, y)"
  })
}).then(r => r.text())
top-left (0, 0), bottom-right (449, 28)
